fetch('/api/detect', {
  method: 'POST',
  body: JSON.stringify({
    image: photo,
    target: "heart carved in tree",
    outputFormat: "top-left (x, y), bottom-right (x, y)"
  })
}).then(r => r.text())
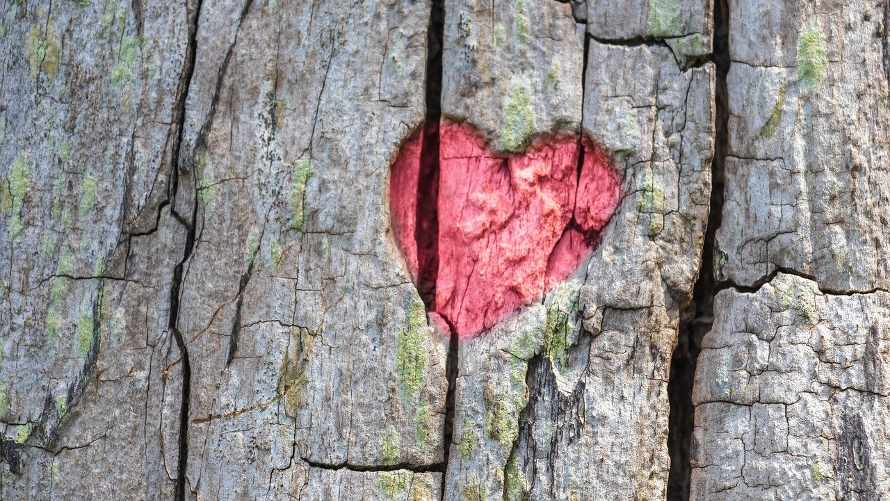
top-left (390, 119), bottom-right (621, 338)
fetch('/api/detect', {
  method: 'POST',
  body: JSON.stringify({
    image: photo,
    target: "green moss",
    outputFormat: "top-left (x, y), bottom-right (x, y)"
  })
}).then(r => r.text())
top-left (798, 29), bottom-right (827, 88)
top-left (245, 227), bottom-right (260, 265)
top-left (759, 84), bottom-right (787, 139)
top-left (289, 159), bottom-right (312, 231)
top-left (77, 310), bottom-right (94, 355)
top-left (501, 83), bottom-right (535, 153)
top-left (26, 25), bottom-right (60, 79)
top-left (379, 471), bottom-right (410, 498)
top-left (647, 0), bottom-right (682, 37)
top-left (396, 300), bottom-right (427, 399)
top-left (79, 176), bottom-right (98, 218)
top-left (811, 462), bottom-right (828, 482)
top-left (198, 184), bottom-right (217, 208)
top-left (458, 428), bottom-right (478, 459)
top-left (58, 142), bottom-right (70, 162)
top-left (381, 429), bottom-right (400, 465)
top-left (504, 456), bottom-right (530, 501)
top-left (111, 36), bottom-right (142, 87)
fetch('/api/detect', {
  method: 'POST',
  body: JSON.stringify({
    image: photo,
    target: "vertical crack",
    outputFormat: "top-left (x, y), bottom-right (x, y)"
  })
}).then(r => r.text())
top-left (420, 1), bottom-right (454, 498)
top-left (666, 1), bottom-right (729, 500)
top-left (166, 0), bottom-right (205, 499)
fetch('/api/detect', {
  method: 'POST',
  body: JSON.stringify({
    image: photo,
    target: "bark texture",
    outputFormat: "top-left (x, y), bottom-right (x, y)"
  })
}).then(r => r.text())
top-left (0, 0), bottom-right (888, 500)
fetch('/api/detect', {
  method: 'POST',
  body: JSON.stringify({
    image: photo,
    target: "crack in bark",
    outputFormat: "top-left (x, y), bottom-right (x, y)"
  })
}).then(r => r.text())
top-left (666, 1), bottom-right (729, 499)
top-left (301, 457), bottom-right (445, 474)
top-left (165, 0), bottom-right (206, 498)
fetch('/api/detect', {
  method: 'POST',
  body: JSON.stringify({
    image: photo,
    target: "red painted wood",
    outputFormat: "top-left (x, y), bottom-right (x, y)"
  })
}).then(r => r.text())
top-left (390, 120), bottom-right (621, 338)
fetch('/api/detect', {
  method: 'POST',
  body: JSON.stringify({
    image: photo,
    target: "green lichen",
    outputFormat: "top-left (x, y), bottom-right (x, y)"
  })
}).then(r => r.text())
top-left (501, 83), bottom-right (535, 153)
top-left (514, 0), bottom-right (530, 45)
top-left (77, 310), bottom-right (94, 355)
top-left (504, 456), bottom-right (530, 501)
top-left (779, 288), bottom-right (818, 325)
top-left (379, 471), bottom-right (410, 498)
top-left (278, 327), bottom-right (315, 415)
top-left (639, 170), bottom-right (665, 238)
top-left (545, 62), bottom-right (560, 90)
top-left (396, 300), bottom-right (428, 400)
top-left (270, 239), bottom-right (283, 267)
top-left (408, 477), bottom-right (433, 501)
top-left (6, 154), bottom-right (31, 239)
top-left (0, 384), bottom-right (7, 416)
top-left (55, 395), bottom-right (67, 417)
top-left (15, 423), bottom-right (32, 444)
top-left (58, 141), bottom-right (71, 162)
top-left (458, 428), bottom-right (478, 459)
top-left (244, 227), bottom-right (260, 265)
top-left (759, 84), bottom-right (787, 139)
top-left (543, 303), bottom-right (571, 366)
top-left (381, 429), bottom-right (400, 465)
top-left (811, 462), bottom-right (828, 482)
top-left (111, 36), bottom-right (142, 87)
top-left (289, 159), bottom-right (312, 231)
top-left (46, 307), bottom-right (61, 340)
top-left (26, 25), bottom-right (61, 79)
top-left (462, 477), bottom-right (487, 501)
top-left (79, 176), bottom-right (98, 218)
top-left (415, 402), bottom-right (433, 445)
top-left (494, 23), bottom-right (507, 48)
top-left (198, 184), bottom-right (217, 208)
top-left (647, 0), bottom-right (682, 37)
top-left (797, 28), bottom-right (827, 88)
top-left (485, 394), bottom-right (518, 448)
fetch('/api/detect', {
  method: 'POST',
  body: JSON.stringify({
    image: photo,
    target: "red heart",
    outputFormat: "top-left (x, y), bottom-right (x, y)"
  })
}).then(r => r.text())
top-left (390, 120), bottom-right (621, 339)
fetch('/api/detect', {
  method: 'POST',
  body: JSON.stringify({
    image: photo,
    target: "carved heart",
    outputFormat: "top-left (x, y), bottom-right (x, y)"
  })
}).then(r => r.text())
top-left (390, 120), bottom-right (621, 338)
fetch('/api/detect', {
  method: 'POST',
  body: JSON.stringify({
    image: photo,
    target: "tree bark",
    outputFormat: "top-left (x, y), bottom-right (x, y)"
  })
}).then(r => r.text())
top-left (0, 0), bottom-right (887, 500)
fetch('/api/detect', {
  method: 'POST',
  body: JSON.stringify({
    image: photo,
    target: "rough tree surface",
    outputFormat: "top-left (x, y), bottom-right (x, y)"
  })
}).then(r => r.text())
top-left (0, 0), bottom-right (887, 501)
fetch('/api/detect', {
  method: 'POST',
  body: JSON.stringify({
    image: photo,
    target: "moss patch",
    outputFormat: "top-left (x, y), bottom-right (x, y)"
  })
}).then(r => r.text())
top-left (485, 394), bottom-right (518, 448)
top-left (501, 82), bottom-right (535, 153)
top-left (514, 0), bottom-right (530, 45)
top-left (289, 158), bottom-right (312, 231)
top-left (15, 423), bottom-right (32, 444)
top-left (396, 300), bottom-right (428, 400)
top-left (798, 28), bottom-right (827, 88)
top-left (543, 303), bottom-right (571, 366)
top-left (415, 402), bottom-right (433, 446)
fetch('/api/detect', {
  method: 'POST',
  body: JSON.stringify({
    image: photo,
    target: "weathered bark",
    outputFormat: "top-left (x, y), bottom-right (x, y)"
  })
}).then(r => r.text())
top-left (0, 0), bottom-right (888, 500)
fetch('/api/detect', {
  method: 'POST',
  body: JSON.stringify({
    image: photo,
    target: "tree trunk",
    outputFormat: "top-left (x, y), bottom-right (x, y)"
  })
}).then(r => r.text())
top-left (0, 0), bottom-right (887, 500)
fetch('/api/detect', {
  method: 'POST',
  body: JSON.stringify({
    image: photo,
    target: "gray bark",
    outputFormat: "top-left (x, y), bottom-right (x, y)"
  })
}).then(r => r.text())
top-left (1, 0), bottom-right (888, 500)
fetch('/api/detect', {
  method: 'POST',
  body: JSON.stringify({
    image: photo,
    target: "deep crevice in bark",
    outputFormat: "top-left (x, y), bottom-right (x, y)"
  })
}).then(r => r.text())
top-left (422, 1), bottom-right (454, 497)
top-left (666, 1), bottom-right (729, 500)
top-left (167, 0), bottom-right (205, 499)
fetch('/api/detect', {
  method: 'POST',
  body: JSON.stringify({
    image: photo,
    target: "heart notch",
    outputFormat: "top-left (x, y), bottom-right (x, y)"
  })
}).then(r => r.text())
top-left (390, 119), bottom-right (621, 339)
